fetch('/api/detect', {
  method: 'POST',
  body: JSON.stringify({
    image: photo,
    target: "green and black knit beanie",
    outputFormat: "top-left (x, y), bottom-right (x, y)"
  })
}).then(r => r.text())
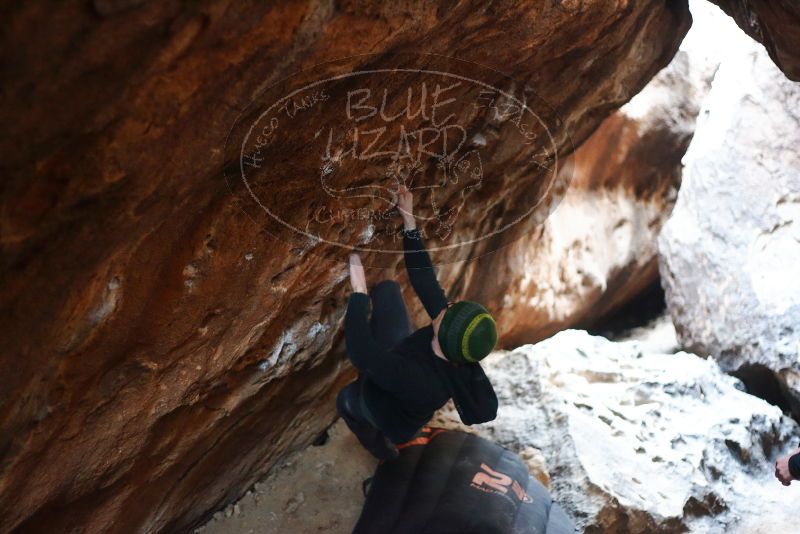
top-left (438, 301), bottom-right (498, 364)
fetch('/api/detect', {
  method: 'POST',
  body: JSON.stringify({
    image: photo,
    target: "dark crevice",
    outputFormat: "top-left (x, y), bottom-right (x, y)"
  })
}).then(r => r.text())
top-left (312, 429), bottom-right (330, 447)
top-left (586, 280), bottom-right (667, 339)
top-left (730, 364), bottom-right (792, 414)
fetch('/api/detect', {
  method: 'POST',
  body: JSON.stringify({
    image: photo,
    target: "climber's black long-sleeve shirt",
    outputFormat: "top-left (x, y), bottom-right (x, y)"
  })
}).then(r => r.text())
top-left (345, 228), bottom-right (498, 443)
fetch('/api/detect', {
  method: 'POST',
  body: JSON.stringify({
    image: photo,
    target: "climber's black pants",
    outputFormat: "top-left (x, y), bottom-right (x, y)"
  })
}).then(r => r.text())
top-left (337, 280), bottom-right (411, 456)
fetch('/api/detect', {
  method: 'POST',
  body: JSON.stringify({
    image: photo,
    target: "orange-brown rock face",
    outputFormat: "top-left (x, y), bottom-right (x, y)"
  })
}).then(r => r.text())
top-left (0, 2), bottom-right (688, 532)
top-left (710, 0), bottom-right (800, 81)
top-left (449, 38), bottom-right (719, 348)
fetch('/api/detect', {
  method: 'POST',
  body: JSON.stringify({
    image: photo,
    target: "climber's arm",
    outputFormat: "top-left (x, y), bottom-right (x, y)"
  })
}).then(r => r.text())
top-left (403, 228), bottom-right (449, 319)
top-left (397, 185), bottom-right (449, 319)
top-left (345, 292), bottom-right (405, 392)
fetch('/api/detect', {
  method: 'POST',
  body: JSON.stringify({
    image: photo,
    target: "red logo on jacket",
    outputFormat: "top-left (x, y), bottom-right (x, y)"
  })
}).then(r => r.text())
top-left (470, 463), bottom-right (533, 503)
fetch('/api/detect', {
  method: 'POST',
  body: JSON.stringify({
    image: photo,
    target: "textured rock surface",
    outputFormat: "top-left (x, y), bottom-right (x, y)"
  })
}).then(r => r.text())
top-left (445, 1), bottom-right (726, 348)
top-left (710, 0), bottom-right (800, 81)
top-left (658, 40), bottom-right (800, 418)
top-left (435, 330), bottom-right (800, 532)
top-left (0, 2), bottom-right (690, 532)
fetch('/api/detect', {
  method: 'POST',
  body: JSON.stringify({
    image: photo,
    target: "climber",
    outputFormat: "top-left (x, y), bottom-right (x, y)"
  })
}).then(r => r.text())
top-left (775, 446), bottom-right (800, 486)
top-left (337, 185), bottom-right (499, 460)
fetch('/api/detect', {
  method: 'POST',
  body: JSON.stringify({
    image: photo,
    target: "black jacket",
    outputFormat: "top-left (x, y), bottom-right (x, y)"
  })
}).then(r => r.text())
top-left (345, 228), bottom-right (498, 443)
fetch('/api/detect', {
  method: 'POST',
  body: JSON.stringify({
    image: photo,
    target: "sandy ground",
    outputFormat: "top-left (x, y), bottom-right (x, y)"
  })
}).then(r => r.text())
top-left (196, 421), bottom-right (376, 534)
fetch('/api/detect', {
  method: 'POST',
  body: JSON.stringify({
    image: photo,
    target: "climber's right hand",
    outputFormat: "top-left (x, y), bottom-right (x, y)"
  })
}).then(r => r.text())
top-left (397, 184), bottom-right (415, 230)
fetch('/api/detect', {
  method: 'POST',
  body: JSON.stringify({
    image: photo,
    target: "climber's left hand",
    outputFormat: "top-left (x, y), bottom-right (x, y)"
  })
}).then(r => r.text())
top-left (349, 253), bottom-right (367, 294)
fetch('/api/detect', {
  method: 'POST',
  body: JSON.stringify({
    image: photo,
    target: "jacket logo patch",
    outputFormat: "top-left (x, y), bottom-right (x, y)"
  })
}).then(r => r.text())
top-left (470, 463), bottom-right (533, 503)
